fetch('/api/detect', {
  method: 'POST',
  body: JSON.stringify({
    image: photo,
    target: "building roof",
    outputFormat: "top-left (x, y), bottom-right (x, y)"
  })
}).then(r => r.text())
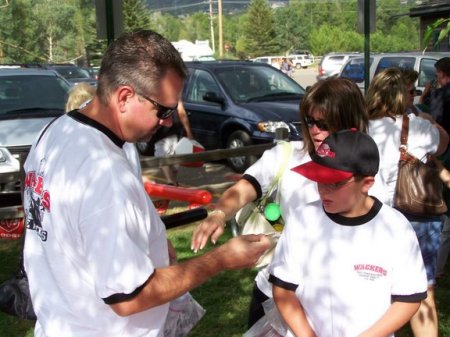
top-left (410, 0), bottom-right (450, 17)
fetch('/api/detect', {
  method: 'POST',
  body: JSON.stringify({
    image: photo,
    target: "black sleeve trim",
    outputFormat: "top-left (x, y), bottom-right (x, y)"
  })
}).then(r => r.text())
top-left (242, 174), bottom-right (262, 200)
top-left (391, 291), bottom-right (427, 303)
top-left (102, 276), bottom-right (150, 305)
top-left (269, 274), bottom-right (298, 291)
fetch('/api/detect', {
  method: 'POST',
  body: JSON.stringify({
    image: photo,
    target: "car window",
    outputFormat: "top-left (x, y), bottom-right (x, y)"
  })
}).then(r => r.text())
top-left (54, 66), bottom-right (91, 79)
top-left (340, 57), bottom-right (373, 83)
top-left (418, 58), bottom-right (437, 87)
top-left (327, 56), bottom-right (345, 64)
top-left (215, 65), bottom-right (303, 103)
top-left (374, 57), bottom-right (416, 75)
top-left (186, 69), bottom-right (221, 103)
top-left (0, 75), bottom-right (69, 115)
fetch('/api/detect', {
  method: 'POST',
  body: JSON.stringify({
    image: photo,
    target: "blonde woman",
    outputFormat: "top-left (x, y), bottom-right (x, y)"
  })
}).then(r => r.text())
top-left (65, 82), bottom-right (96, 112)
top-left (367, 67), bottom-right (449, 337)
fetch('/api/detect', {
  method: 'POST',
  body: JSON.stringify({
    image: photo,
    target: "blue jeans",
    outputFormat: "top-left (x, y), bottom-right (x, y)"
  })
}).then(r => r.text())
top-left (411, 219), bottom-right (442, 286)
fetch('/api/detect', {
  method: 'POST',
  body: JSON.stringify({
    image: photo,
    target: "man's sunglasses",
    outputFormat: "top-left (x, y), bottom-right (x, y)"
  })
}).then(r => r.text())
top-left (139, 93), bottom-right (178, 120)
top-left (304, 115), bottom-right (329, 131)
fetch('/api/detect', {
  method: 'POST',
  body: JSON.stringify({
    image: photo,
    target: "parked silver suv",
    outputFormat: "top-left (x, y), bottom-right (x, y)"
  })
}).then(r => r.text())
top-left (338, 52), bottom-right (450, 100)
top-left (317, 52), bottom-right (361, 81)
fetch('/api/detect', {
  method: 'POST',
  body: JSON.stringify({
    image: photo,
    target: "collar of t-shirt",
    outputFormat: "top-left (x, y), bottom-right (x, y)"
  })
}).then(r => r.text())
top-left (67, 109), bottom-right (125, 148)
top-left (324, 197), bottom-right (382, 226)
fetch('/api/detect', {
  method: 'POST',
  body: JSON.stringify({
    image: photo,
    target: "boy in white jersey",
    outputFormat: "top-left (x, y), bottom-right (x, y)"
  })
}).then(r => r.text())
top-left (269, 129), bottom-right (427, 337)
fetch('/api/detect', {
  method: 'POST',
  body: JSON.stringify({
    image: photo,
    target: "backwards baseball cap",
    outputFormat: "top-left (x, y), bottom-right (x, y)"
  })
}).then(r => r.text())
top-left (292, 129), bottom-right (379, 184)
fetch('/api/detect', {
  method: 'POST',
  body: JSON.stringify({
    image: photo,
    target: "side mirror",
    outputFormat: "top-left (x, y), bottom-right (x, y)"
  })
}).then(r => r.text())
top-left (203, 91), bottom-right (225, 105)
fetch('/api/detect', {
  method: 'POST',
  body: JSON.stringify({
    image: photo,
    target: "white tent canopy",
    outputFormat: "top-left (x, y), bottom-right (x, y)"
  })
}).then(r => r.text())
top-left (171, 40), bottom-right (215, 61)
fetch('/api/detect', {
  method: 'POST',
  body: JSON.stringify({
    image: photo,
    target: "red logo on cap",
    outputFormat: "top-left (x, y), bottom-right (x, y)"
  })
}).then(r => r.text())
top-left (316, 143), bottom-right (335, 158)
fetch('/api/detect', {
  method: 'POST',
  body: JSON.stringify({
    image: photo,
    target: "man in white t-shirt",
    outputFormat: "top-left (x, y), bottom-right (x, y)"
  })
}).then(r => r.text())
top-left (22, 30), bottom-right (271, 337)
top-left (269, 130), bottom-right (427, 337)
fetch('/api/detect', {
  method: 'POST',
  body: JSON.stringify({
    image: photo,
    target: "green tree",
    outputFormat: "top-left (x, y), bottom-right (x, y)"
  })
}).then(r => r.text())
top-left (179, 12), bottom-right (210, 42)
top-left (151, 12), bottom-right (182, 42)
top-left (123, 0), bottom-right (153, 32)
top-left (0, 0), bottom-right (43, 63)
top-left (273, 6), bottom-right (309, 54)
top-left (239, 0), bottom-right (278, 57)
top-left (32, 0), bottom-right (85, 63)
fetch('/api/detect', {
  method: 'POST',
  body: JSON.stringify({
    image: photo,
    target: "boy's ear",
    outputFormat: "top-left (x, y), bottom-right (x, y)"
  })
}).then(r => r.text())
top-left (361, 176), bottom-right (375, 194)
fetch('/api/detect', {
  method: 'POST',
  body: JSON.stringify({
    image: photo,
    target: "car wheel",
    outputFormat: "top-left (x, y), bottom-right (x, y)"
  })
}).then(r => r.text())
top-left (295, 63), bottom-right (302, 69)
top-left (226, 130), bottom-right (257, 173)
top-left (136, 141), bottom-right (155, 156)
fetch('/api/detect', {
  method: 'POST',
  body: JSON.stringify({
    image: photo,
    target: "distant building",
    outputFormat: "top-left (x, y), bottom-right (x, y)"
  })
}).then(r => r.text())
top-left (410, 0), bottom-right (450, 52)
top-left (171, 40), bottom-right (215, 61)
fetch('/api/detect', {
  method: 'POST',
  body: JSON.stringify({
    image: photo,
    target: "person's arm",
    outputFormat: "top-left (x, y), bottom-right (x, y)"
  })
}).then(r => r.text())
top-left (357, 301), bottom-right (420, 337)
top-left (177, 100), bottom-right (193, 139)
top-left (110, 234), bottom-right (271, 316)
top-left (431, 156), bottom-right (450, 188)
top-left (272, 285), bottom-right (316, 337)
top-left (419, 81), bottom-right (432, 105)
top-left (418, 112), bottom-right (449, 156)
top-left (191, 178), bottom-right (258, 252)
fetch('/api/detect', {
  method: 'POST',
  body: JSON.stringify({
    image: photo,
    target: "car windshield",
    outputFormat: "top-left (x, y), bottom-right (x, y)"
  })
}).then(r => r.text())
top-left (54, 66), bottom-right (91, 79)
top-left (215, 65), bottom-right (304, 103)
top-left (0, 75), bottom-right (70, 117)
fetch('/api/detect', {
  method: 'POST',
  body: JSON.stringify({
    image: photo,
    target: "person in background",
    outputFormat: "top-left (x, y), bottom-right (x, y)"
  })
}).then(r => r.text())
top-left (270, 130), bottom-right (427, 337)
top-left (280, 57), bottom-right (292, 77)
top-left (421, 57), bottom-right (450, 134)
top-left (401, 68), bottom-right (422, 116)
top-left (191, 78), bottom-right (369, 329)
top-left (153, 100), bottom-right (193, 186)
top-left (367, 67), bottom-right (449, 337)
top-left (22, 30), bottom-right (271, 337)
top-left (65, 82), bottom-right (96, 112)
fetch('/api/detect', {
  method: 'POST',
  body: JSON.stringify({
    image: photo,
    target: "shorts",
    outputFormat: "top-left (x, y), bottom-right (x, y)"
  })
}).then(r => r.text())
top-left (154, 134), bottom-right (178, 157)
top-left (410, 219), bottom-right (442, 286)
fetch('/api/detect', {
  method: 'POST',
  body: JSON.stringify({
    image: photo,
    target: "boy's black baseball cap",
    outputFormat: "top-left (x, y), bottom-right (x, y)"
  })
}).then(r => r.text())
top-left (292, 129), bottom-right (379, 184)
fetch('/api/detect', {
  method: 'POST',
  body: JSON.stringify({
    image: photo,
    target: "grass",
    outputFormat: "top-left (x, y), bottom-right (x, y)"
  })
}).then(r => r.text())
top-left (1, 221), bottom-right (450, 337)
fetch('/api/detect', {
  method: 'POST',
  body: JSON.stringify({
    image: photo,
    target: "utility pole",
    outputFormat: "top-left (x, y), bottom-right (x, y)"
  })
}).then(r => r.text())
top-left (218, 0), bottom-right (223, 58)
top-left (209, 0), bottom-right (215, 53)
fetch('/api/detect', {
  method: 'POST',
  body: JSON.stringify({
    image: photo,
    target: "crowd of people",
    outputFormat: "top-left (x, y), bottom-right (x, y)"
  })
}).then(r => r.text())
top-left (20, 28), bottom-right (450, 337)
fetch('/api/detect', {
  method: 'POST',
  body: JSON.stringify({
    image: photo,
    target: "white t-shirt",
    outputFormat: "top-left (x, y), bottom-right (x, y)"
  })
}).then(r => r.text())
top-left (23, 112), bottom-right (169, 337)
top-left (368, 115), bottom-right (439, 206)
top-left (244, 141), bottom-right (319, 296)
top-left (269, 199), bottom-right (427, 337)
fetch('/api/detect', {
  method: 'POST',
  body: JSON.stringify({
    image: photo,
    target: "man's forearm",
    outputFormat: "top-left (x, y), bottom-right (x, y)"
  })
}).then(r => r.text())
top-left (110, 247), bottom-right (224, 316)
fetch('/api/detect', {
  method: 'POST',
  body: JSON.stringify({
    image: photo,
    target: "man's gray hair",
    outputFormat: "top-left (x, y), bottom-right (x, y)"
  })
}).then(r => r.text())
top-left (97, 30), bottom-right (187, 105)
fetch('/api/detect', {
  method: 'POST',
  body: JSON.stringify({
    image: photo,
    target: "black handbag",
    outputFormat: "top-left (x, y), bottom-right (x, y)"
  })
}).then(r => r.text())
top-left (393, 115), bottom-right (448, 216)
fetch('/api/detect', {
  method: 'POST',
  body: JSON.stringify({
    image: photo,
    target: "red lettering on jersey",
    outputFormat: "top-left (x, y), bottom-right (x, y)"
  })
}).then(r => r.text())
top-left (24, 172), bottom-right (36, 188)
top-left (34, 176), bottom-right (44, 195)
top-left (42, 191), bottom-right (50, 211)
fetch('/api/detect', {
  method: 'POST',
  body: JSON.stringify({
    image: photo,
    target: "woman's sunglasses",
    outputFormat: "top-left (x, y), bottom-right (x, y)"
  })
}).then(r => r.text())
top-left (304, 115), bottom-right (329, 131)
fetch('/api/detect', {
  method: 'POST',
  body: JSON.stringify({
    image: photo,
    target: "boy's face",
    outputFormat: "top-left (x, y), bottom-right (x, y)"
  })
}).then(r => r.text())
top-left (317, 176), bottom-right (374, 217)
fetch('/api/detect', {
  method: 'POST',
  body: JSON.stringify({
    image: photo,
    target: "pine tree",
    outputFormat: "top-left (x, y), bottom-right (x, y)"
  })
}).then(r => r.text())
top-left (241, 0), bottom-right (278, 57)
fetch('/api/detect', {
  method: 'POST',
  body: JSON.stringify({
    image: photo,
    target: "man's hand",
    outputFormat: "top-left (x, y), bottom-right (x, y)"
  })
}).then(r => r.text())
top-left (191, 211), bottom-right (227, 253)
top-left (212, 234), bottom-right (273, 270)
